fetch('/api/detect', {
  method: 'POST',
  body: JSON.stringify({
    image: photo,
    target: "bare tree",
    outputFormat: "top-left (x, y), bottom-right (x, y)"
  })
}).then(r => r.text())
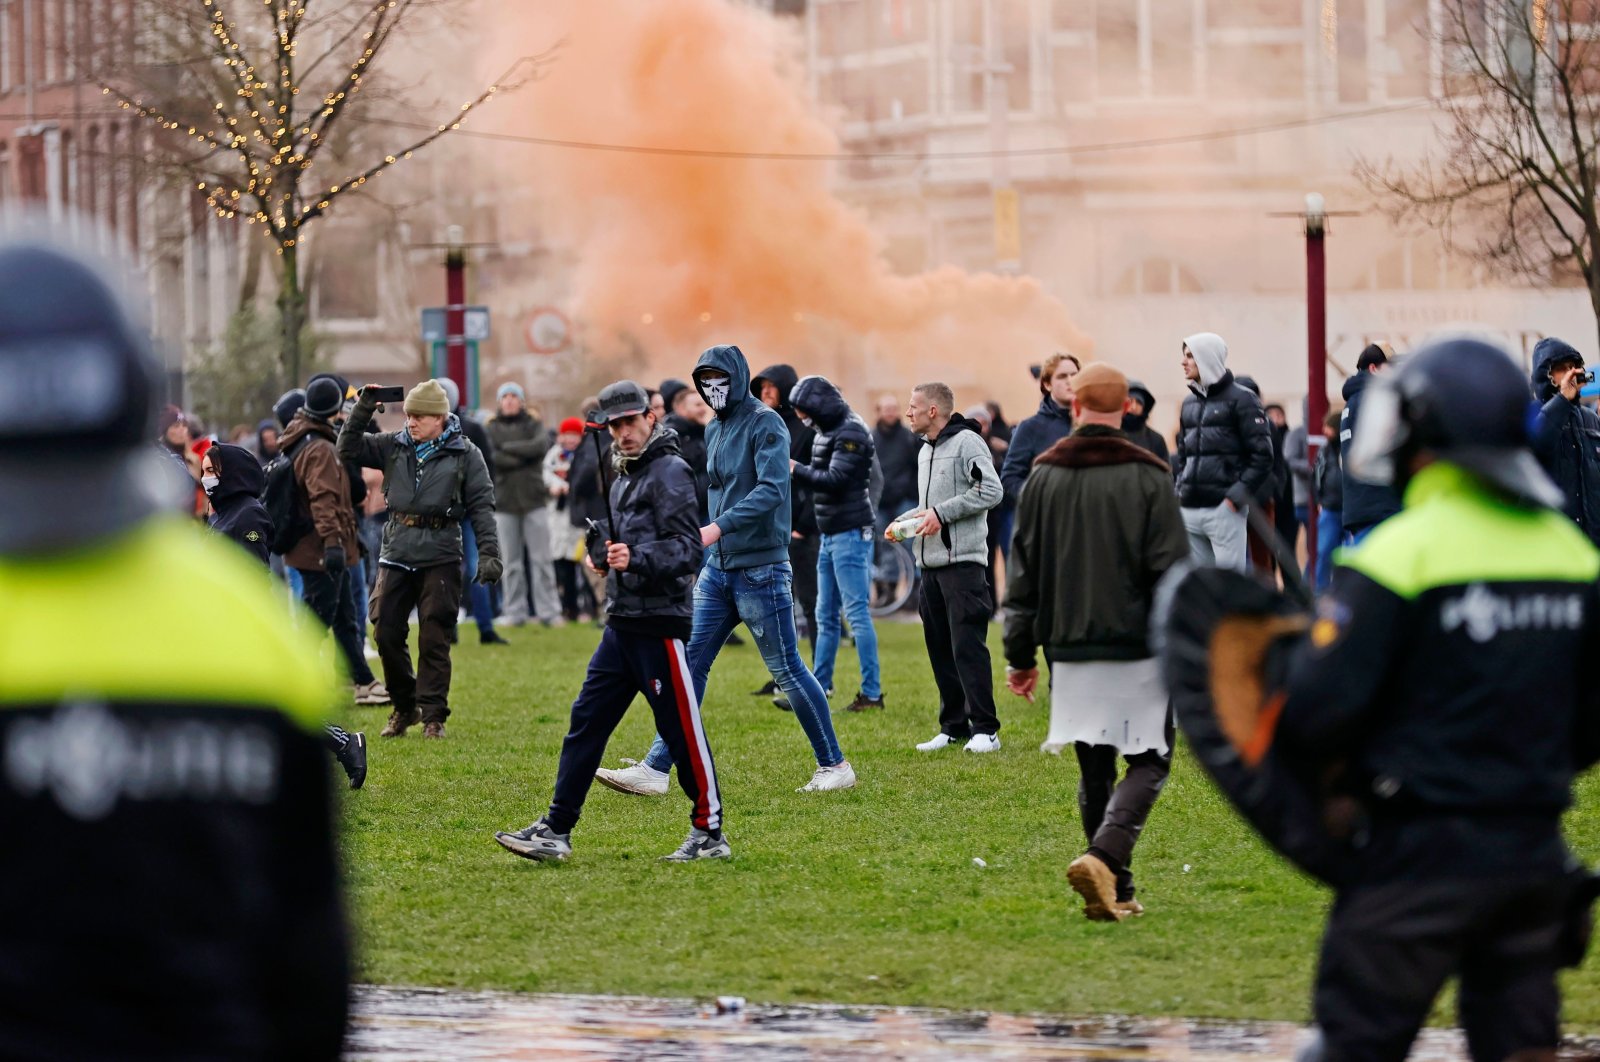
top-left (1359, 0), bottom-right (1600, 350)
top-left (105, 0), bottom-right (549, 383)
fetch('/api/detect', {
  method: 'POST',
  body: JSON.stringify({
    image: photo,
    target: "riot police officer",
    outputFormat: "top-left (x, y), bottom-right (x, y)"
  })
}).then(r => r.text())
top-left (1281, 337), bottom-right (1600, 1061)
top-left (0, 235), bottom-right (349, 1059)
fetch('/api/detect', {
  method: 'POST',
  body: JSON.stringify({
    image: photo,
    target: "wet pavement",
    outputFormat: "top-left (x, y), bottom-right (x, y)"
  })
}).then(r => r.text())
top-left (347, 985), bottom-right (1485, 1060)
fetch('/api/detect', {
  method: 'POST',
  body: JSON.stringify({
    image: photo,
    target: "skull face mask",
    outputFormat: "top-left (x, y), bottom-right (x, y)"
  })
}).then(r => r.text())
top-left (698, 372), bottom-right (732, 412)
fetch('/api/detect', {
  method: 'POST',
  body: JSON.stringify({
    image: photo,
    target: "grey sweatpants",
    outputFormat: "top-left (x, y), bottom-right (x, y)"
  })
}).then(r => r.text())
top-left (496, 508), bottom-right (561, 623)
top-left (1181, 501), bottom-right (1248, 572)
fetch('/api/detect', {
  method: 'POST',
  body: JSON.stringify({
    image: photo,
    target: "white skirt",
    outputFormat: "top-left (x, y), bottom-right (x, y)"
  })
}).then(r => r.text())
top-left (1042, 658), bottom-right (1170, 757)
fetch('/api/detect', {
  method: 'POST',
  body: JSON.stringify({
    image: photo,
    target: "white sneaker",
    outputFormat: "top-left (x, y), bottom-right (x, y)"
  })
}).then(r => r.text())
top-left (915, 733), bottom-right (953, 752)
top-left (594, 762), bottom-right (670, 797)
top-left (798, 760), bottom-right (857, 792)
top-left (354, 680), bottom-right (391, 706)
top-left (964, 733), bottom-right (1001, 754)
top-left (363, 644), bottom-right (380, 661)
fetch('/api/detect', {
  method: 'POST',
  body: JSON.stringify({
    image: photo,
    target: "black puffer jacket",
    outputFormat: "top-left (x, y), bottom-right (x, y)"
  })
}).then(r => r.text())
top-left (751, 364), bottom-right (817, 537)
top-left (1338, 371), bottom-right (1403, 533)
top-left (1175, 370), bottom-right (1275, 509)
top-left (789, 375), bottom-right (876, 534)
top-left (1530, 336), bottom-right (1600, 547)
top-left (604, 428), bottom-right (703, 640)
top-left (206, 442), bottom-right (272, 565)
top-left (664, 412), bottom-right (710, 523)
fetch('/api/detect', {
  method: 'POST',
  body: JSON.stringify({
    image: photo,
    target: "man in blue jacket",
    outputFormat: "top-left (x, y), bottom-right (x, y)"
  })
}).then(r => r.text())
top-left (1530, 336), bottom-right (1600, 547)
top-left (597, 345), bottom-right (856, 794)
top-left (1001, 352), bottom-right (1079, 500)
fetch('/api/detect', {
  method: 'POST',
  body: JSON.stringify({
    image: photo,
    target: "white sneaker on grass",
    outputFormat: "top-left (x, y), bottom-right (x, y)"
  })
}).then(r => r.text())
top-left (964, 733), bottom-right (1001, 754)
top-left (594, 762), bottom-right (670, 796)
top-left (797, 761), bottom-right (857, 792)
top-left (915, 733), bottom-right (952, 752)
top-left (353, 680), bottom-right (390, 706)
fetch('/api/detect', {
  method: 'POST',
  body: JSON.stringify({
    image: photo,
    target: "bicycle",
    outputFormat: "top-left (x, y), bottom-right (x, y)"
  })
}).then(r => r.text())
top-left (870, 536), bottom-right (917, 617)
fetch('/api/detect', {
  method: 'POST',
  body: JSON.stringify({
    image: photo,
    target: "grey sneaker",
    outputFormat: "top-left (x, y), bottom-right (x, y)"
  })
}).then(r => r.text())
top-left (661, 828), bottom-right (731, 862)
top-left (494, 819), bottom-right (572, 861)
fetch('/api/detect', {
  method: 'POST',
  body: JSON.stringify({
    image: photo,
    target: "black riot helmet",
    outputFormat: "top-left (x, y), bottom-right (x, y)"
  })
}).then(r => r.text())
top-left (1345, 336), bottom-right (1562, 509)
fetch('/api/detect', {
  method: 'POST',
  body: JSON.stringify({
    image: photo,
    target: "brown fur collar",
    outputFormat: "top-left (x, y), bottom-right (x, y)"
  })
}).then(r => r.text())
top-left (1034, 430), bottom-right (1171, 474)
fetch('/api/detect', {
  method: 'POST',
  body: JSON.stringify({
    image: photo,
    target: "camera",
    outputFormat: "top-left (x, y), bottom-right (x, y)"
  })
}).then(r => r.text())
top-left (1577, 370), bottom-right (1596, 386)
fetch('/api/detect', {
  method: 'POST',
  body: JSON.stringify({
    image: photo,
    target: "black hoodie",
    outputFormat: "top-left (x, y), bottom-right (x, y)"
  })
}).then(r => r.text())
top-left (1122, 381), bottom-right (1169, 462)
top-left (750, 362), bottom-right (818, 537)
top-left (206, 442), bottom-right (273, 565)
top-left (789, 375), bottom-right (876, 533)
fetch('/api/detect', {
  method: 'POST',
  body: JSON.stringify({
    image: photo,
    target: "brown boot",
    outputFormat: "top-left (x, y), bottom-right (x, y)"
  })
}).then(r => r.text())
top-left (422, 721), bottom-right (446, 739)
top-left (1067, 853), bottom-right (1127, 922)
top-left (380, 707), bottom-right (421, 738)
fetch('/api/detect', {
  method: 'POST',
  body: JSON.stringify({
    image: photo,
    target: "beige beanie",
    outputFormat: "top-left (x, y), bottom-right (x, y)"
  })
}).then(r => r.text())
top-left (403, 379), bottom-right (449, 417)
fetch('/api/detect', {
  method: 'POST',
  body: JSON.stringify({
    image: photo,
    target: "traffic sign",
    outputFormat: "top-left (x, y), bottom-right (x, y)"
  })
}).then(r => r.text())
top-left (525, 307), bottom-right (571, 354)
top-left (421, 306), bottom-right (491, 343)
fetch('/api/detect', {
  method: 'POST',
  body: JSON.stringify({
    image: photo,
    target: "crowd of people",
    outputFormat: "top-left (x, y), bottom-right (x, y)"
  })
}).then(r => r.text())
top-left (18, 203), bottom-right (1600, 1061)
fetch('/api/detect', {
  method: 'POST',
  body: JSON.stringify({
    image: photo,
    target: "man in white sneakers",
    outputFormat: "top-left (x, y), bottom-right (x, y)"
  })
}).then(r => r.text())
top-left (892, 382), bottom-right (1004, 753)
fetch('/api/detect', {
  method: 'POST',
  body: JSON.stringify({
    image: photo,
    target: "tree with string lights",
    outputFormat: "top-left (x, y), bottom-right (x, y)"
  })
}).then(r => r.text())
top-left (1359, 0), bottom-right (1600, 349)
top-left (104, 0), bottom-right (545, 384)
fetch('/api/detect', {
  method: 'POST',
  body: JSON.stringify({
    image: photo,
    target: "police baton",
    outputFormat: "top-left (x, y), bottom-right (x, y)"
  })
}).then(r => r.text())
top-left (1243, 502), bottom-right (1314, 609)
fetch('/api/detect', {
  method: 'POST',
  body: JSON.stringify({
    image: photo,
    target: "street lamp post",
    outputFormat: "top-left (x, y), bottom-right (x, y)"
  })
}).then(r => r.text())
top-left (1304, 193), bottom-right (1328, 584)
top-left (444, 223), bottom-right (468, 403)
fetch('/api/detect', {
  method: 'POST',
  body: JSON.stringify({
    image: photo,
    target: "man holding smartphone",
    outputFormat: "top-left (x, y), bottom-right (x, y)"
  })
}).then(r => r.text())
top-left (1531, 336), bottom-right (1600, 546)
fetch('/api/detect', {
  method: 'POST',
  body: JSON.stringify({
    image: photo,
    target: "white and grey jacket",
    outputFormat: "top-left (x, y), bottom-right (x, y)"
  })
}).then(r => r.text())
top-left (899, 413), bottom-right (1003, 569)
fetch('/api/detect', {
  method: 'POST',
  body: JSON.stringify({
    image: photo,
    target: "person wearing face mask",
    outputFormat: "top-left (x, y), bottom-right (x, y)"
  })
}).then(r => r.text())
top-left (595, 345), bottom-right (855, 796)
top-left (340, 380), bottom-right (501, 739)
top-left (202, 443), bottom-right (368, 790)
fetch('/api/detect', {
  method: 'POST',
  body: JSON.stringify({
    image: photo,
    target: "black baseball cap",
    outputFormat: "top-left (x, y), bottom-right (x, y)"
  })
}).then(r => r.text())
top-left (594, 380), bottom-right (650, 424)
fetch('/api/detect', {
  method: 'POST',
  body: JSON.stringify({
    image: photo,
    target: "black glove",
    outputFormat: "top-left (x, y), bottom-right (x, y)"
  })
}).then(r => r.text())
top-left (355, 385), bottom-right (383, 411)
top-left (323, 545), bottom-right (347, 574)
top-left (477, 554), bottom-right (503, 585)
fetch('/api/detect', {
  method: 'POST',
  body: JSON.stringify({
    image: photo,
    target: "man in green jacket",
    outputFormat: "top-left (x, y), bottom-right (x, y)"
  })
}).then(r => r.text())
top-left (1003, 363), bottom-right (1190, 922)
top-left (340, 380), bottom-right (501, 739)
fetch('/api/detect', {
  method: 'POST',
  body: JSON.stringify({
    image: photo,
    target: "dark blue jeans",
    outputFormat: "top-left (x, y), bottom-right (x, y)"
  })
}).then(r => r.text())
top-left (644, 561), bottom-right (843, 770)
top-left (460, 519), bottom-right (495, 635)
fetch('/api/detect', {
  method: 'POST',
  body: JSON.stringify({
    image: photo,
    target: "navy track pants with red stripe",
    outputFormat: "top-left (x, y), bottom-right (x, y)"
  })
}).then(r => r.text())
top-left (546, 626), bottom-right (722, 836)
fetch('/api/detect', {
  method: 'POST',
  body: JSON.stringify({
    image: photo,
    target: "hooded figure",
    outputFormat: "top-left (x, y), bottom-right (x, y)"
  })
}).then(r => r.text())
top-left (1339, 343), bottom-right (1404, 539)
top-left (1173, 332), bottom-right (1275, 572)
top-left (748, 361), bottom-right (820, 656)
top-left (695, 346), bottom-right (794, 570)
top-left (1122, 379), bottom-right (1168, 462)
top-left (205, 442), bottom-right (272, 564)
top-left (1530, 336), bottom-right (1600, 547)
top-left (788, 375), bottom-right (876, 534)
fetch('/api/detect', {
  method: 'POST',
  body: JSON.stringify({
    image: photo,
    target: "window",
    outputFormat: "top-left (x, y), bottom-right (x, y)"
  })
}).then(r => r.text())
top-left (1052, 0), bottom-right (1091, 31)
top-left (1053, 43), bottom-right (1093, 104)
top-left (1097, 0), bottom-right (1141, 98)
top-left (1093, 0), bottom-right (1200, 100)
top-left (1113, 258), bottom-right (1205, 296)
top-left (1386, 0), bottom-right (1431, 98)
top-left (1337, 0), bottom-right (1369, 101)
top-left (1150, 0), bottom-right (1195, 96)
top-left (999, 0), bottom-right (1032, 110)
top-left (948, 0), bottom-right (986, 112)
top-left (1210, 42), bottom-right (1304, 99)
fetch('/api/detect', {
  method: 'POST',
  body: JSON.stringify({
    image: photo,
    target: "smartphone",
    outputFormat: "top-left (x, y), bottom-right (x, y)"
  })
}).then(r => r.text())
top-left (368, 385), bottom-right (405, 404)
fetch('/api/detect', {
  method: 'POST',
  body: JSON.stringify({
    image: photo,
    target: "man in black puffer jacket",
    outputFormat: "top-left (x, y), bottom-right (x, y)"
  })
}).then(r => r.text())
top-left (1530, 336), bottom-right (1600, 547)
top-left (1174, 332), bottom-right (1274, 571)
top-left (752, 363), bottom-right (819, 662)
top-left (494, 380), bottom-right (728, 863)
top-left (790, 375), bottom-right (883, 713)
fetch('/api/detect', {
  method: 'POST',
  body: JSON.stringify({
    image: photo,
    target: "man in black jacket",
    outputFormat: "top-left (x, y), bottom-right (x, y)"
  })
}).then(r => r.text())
top-left (753, 363), bottom-right (818, 656)
top-left (1121, 380), bottom-right (1169, 462)
top-left (494, 381), bottom-right (727, 862)
top-left (790, 376), bottom-right (884, 713)
top-left (873, 394), bottom-right (919, 536)
top-left (1174, 332), bottom-right (1274, 571)
top-left (1337, 343), bottom-right (1402, 545)
top-left (1000, 352), bottom-right (1078, 500)
top-left (1530, 336), bottom-right (1600, 547)
top-left (664, 381), bottom-right (712, 523)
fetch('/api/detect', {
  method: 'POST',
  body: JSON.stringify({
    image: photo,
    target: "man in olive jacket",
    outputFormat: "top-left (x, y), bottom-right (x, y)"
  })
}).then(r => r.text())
top-left (340, 380), bottom-right (501, 739)
top-left (1003, 363), bottom-right (1190, 923)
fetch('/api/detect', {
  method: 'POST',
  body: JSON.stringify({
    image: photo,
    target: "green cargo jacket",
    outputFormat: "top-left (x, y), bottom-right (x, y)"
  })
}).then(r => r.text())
top-left (338, 402), bottom-right (499, 570)
top-left (485, 411), bottom-right (550, 515)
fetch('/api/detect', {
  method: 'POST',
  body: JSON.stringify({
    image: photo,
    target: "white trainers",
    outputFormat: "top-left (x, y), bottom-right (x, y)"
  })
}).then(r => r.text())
top-left (797, 760), bottom-right (857, 792)
top-left (363, 644), bottom-right (380, 661)
top-left (354, 680), bottom-right (391, 706)
top-left (915, 733), bottom-right (953, 752)
top-left (964, 733), bottom-right (1001, 754)
top-left (594, 762), bottom-right (670, 797)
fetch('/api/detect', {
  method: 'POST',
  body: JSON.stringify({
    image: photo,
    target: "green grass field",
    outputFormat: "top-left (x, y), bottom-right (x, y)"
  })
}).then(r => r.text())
top-left (338, 621), bottom-right (1600, 1026)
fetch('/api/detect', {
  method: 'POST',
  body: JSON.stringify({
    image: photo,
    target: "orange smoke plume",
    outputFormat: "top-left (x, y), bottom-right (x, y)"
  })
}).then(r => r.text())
top-left (484, 0), bottom-right (1092, 390)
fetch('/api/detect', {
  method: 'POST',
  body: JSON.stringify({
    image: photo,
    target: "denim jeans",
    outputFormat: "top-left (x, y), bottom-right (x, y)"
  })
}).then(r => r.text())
top-left (1313, 508), bottom-right (1343, 593)
top-left (812, 528), bottom-right (880, 699)
top-left (460, 519), bottom-right (495, 635)
top-left (644, 561), bottom-right (843, 770)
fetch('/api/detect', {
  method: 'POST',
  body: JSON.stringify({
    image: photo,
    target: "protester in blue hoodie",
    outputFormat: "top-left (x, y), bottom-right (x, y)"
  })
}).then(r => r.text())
top-left (1530, 335), bottom-right (1600, 546)
top-left (596, 344), bottom-right (856, 796)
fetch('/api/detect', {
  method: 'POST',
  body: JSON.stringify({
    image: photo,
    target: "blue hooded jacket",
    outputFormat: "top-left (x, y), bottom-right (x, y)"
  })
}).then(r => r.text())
top-left (695, 344), bottom-right (793, 570)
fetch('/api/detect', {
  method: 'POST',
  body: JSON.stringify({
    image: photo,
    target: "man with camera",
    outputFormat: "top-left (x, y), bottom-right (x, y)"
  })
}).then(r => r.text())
top-left (1531, 336), bottom-right (1600, 547)
top-left (494, 381), bottom-right (727, 862)
top-left (339, 381), bottom-right (501, 739)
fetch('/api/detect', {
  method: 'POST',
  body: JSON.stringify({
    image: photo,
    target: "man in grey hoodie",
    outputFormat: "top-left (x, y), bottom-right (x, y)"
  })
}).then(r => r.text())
top-left (1173, 333), bottom-right (1274, 572)
top-left (894, 382), bottom-right (1006, 753)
